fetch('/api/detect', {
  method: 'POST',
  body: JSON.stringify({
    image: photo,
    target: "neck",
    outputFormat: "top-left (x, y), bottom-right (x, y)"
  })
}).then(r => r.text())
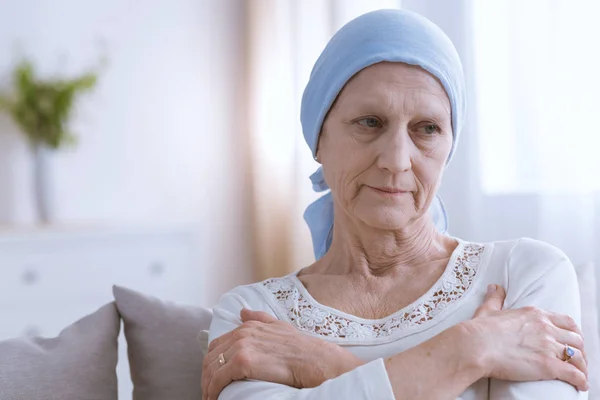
top-left (319, 217), bottom-right (456, 278)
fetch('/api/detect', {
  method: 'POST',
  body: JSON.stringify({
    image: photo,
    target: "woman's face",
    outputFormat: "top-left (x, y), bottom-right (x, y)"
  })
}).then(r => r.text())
top-left (317, 62), bottom-right (453, 231)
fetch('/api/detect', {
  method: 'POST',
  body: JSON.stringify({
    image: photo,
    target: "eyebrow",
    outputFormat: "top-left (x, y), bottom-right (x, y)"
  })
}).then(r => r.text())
top-left (409, 99), bottom-right (452, 120)
top-left (340, 93), bottom-right (451, 121)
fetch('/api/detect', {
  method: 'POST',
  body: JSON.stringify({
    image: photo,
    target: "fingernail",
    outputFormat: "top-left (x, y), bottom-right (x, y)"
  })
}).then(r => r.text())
top-left (487, 284), bottom-right (496, 294)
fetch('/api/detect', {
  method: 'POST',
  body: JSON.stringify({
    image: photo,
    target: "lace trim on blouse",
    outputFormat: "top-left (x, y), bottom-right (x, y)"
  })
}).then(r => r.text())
top-left (262, 242), bottom-right (485, 339)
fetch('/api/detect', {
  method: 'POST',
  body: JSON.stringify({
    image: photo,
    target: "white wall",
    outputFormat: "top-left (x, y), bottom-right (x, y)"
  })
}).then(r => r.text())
top-left (0, 0), bottom-right (253, 305)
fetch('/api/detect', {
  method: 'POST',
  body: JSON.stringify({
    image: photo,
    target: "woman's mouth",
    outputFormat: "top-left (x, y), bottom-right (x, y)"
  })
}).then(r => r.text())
top-left (367, 186), bottom-right (410, 196)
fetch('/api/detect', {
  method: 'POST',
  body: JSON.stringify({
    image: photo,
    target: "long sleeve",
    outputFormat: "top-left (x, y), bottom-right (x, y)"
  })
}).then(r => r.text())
top-left (489, 238), bottom-right (588, 399)
top-left (208, 287), bottom-right (396, 400)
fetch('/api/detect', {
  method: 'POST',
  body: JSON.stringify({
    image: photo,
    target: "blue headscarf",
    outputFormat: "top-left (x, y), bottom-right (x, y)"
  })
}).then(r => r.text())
top-left (301, 9), bottom-right (466, 260)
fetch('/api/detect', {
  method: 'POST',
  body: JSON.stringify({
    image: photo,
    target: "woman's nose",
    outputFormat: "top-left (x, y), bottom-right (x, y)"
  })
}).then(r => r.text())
top-left (376, 128), bottom-right (412, 173)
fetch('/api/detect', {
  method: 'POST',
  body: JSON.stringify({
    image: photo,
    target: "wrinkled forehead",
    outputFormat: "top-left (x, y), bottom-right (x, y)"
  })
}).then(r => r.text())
top-left (330, 62), bottom-right (452, 118)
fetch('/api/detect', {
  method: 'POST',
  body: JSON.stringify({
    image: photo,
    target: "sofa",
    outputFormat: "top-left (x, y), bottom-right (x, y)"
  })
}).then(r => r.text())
top-left (0, 263), bottom-right (598, 400)
top-left (0, 286), bottom-right (212, 400)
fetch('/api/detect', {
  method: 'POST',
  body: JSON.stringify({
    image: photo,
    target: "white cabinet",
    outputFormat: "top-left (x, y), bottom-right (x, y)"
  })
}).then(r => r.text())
top-left (0, 225), bottom-right (203, 400)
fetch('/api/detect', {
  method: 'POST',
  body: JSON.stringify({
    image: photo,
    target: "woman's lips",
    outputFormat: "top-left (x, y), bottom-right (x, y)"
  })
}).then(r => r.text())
top-left (367, 186), bottom-right (410, 195)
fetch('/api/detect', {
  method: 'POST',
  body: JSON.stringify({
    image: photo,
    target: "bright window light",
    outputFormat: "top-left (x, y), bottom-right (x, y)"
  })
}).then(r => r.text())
top-left (472, 0), bottom-right (600, 195)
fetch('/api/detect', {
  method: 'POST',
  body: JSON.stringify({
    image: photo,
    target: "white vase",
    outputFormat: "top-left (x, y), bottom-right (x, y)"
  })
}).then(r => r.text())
top-left (31, 142), bottom-right (53, 224)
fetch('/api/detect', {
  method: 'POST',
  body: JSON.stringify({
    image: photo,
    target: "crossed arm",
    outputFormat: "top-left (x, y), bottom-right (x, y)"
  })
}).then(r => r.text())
top-left (202, 242), bottom-right (588, 399)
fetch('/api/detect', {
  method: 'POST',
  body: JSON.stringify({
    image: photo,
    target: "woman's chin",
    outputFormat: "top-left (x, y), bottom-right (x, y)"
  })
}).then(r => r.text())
top-left (357, 211), bottom-right (414, 231)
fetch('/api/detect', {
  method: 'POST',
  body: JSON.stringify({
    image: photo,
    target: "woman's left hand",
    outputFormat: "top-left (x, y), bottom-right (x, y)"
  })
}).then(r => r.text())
top-left (201, 309), bottom-right (363, 400)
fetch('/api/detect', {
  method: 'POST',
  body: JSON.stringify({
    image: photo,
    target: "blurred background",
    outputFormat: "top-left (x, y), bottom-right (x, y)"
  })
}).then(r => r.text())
top-left (0, 0), bottom-right (599, 395)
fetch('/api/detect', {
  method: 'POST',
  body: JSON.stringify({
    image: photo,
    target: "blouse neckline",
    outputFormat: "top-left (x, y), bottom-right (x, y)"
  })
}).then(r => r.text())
top-left (290, 238), bottom-right (465, 324)
top-left (260, 239), bottom-right (488, 343)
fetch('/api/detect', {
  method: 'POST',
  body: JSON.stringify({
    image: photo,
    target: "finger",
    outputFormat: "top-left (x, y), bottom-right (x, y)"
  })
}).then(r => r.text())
top-left (207, 355), bottom-right (245, 400)
top-left (203, 335), bottom-right (238, 399)
top-left (474, 284), bottom-right (506, 317)
top-left (202, 347), bottom-right (220, 400)
top-left (567, 347), bottom-right (588, 380)
top-left (211, 318), bottom-right (262, 354)
top-left (208, 330), bottom-right (236, 353)
top-left (206, 333), bottom-right (245, 378)
top-left (548, 312), bottom-right (584, 340)
top-left (202, 343), bottom-right (216, 398)
top-left (554, 341), bottom-right (588, 379)
top-left (547, 313), bottom-right (588, 365)
top-left (553, 327), bottom-right (587, 367)
top-left (551, 357), bottom-right (589, 392)
top-left (241, 308), bottom-right (278, 323)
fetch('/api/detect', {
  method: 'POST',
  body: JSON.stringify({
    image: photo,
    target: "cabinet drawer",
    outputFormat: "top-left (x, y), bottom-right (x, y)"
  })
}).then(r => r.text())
top-left (0, 297), bottom-right (111, 341)
top-left (0, 234), bottom-right (201, 309)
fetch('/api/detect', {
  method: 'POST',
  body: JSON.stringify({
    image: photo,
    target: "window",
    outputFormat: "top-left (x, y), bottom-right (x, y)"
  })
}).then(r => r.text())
top-left (472, 0), bottom-right (600, 195)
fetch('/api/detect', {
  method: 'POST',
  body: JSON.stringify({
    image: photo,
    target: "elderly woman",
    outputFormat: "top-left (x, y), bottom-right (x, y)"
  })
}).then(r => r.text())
top-left (202, 9), bottom-right (588, 400)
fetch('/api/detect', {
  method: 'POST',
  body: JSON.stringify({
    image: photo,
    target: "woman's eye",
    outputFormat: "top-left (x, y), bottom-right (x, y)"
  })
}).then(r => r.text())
top-left (357, 117), bottom-right (382, 128)
top-left (418, 124), bottom-right (440, 135)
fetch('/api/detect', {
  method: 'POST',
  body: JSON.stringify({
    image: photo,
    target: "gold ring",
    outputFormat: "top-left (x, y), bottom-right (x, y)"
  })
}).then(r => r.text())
top-left (217, 353), bottom-right (226, 367)
top-left (563, 343), bottom-right (575, 362)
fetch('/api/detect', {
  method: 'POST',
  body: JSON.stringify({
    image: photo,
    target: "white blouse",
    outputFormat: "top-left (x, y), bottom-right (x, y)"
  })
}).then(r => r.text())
top-left (208, 238), bottom-right (588, 399)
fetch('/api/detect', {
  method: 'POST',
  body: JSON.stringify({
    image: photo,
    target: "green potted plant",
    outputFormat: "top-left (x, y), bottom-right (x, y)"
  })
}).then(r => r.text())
top-left (0, 59), bottom-right (99, 224)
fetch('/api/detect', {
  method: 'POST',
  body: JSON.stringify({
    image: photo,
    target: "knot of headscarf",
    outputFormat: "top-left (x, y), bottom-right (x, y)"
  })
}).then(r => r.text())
top-left (301, 9), bottom-right (466, 260)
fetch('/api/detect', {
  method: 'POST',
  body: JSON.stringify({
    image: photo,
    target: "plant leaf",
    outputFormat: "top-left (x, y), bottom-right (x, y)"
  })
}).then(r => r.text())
top-left (0, 57), bottom-right (99, 149)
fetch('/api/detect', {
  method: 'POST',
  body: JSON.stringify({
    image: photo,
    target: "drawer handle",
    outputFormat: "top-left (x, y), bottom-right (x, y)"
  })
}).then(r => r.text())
top-left (21, 269), bottom-right (39, 285)
top-left (149, 262), bottom-right (165, 276)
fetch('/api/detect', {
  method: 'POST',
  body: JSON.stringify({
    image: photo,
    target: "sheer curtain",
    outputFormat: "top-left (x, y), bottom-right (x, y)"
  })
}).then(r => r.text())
top-left (471, 0), bottom-right (600, 270)
top-left (245, 0), bottom-right (400, 280)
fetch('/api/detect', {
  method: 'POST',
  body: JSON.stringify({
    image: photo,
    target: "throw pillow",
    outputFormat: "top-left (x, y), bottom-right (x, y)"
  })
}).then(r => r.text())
top-left (0, 302), bottom-right (120, 400)
top-left (113, 285), bottom-right (213, 400)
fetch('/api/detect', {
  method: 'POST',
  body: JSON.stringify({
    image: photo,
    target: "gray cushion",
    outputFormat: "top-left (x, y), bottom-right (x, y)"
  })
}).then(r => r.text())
top-left (0, 302), bottom-right (120, 400)
top-left (113, 285), bottom-right (213, 400)
top-left (575, 262), bottom-right (600, 399)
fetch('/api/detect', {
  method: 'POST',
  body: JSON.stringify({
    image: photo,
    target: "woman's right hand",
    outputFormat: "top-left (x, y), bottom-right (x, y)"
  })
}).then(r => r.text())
top-left (463, 284), bottom-right (589, 392)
